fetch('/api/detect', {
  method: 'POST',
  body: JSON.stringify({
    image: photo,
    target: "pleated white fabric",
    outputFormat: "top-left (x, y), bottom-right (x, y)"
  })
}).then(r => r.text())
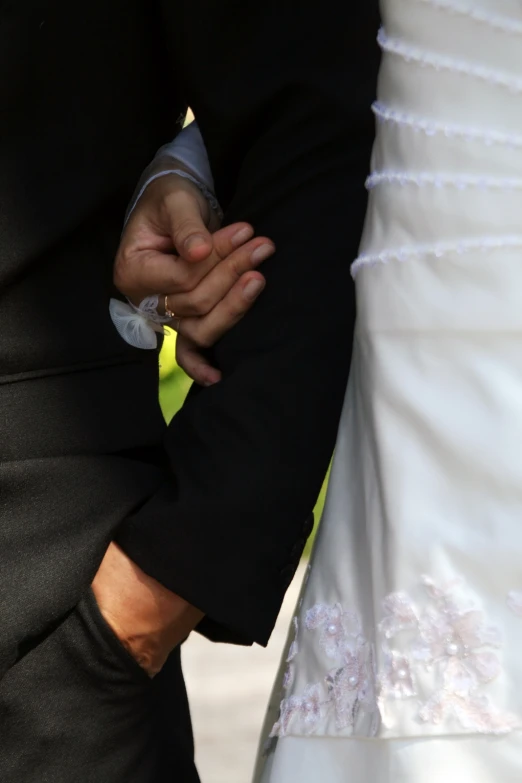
top-left (255, 1), bottom-right (522, 779)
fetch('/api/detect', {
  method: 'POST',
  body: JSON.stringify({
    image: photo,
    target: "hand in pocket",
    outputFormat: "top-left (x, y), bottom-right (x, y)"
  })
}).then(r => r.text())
top-left (91, 542), bottom-right (204, 677)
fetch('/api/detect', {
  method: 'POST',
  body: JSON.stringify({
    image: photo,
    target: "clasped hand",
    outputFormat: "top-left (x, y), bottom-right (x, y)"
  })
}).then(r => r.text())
top-left (114, 161), bottom-right (275, 385)
top-left (93, 164), bottom-right (275, 676)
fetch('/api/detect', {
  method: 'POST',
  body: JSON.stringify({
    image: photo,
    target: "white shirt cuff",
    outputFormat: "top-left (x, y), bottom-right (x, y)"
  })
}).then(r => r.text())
top-left (125, 120), bottom-right (217, 224)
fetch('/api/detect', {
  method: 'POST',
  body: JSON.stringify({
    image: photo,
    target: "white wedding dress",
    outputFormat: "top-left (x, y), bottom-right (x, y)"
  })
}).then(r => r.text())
top-left (255, 1), bottom-right (522, 780)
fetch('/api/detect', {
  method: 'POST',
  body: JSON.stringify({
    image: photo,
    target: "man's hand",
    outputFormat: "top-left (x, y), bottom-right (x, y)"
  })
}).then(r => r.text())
top-left (91, 542), bottom-right (203, 677)
top-left (103, 169), bottom-right (276, 672)
top-left (114, 166), bottom-right (275, 385)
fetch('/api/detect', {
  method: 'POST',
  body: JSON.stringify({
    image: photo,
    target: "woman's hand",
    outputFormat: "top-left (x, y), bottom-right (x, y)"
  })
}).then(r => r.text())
top-left (114, 167), bottom-right (275, 386)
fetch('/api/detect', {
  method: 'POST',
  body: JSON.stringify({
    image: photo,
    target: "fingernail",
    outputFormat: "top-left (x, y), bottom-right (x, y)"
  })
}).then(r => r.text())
top-left (231, 226), bottom-right (254, 247)
top-left (250, 243), bottom-right (274, 265)
top-left (185, 234), bottom-right (209, 253)
top-left (243, 278), bottom-right (265, 300)
top-left (203, 372), bottom-right (221, 386)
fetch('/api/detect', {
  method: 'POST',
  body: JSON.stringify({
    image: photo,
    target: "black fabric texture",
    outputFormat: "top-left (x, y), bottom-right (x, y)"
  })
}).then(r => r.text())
top-left (0, 590), bottom-right (198, 782)
top-left (1, 0), bottom-right (380, 774)
top-left (116, 0), bottom-right (381, 645)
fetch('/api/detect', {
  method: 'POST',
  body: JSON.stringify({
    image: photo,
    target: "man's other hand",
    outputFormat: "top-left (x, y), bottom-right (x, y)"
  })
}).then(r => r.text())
top-left (91, 542), bottom-right (203, 677)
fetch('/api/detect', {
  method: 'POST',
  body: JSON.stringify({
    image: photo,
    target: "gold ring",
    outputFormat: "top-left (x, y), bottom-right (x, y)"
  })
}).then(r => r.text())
top-left (164, 295), bottom-right (176, 319)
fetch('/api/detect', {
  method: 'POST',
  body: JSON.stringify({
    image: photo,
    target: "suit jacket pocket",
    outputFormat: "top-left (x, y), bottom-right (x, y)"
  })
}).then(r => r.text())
top-left (80, 588), bottom-right (152, 687)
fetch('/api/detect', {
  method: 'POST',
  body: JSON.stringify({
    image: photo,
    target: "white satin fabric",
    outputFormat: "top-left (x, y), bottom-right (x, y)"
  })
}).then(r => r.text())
top-left (256, 0), bottom-right (522, 780)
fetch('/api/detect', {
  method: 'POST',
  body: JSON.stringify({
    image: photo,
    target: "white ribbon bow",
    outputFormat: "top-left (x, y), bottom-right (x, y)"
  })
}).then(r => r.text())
top-left (109, 296), bottom-right (171, 350)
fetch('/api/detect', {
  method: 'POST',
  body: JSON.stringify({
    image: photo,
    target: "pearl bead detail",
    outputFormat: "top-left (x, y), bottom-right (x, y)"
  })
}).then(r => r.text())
top-left (352, 236), bottom-right (522, 277)
top-left (378, 28), bottom-right (522, 95)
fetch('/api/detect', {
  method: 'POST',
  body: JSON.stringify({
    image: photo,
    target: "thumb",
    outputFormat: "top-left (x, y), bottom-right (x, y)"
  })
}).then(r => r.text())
top-left (166, 190), bottom-right (214, 263)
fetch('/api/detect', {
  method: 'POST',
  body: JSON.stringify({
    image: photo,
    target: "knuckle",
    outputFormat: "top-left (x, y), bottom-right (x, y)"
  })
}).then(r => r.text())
top-left (113, 250), bottom-right (132, 292)
top-left (172, 217), bottom-right (199, 243)
top-left (171, 272), bottom-right (193, 295)
top-left (113, 267), bottom-right (124, 292)
top-left (162, 185), bottom-right (184, 206)
top-left (189, 292), bottom-right (213, 316)
top-left (227, 255), bottom-right (245, 280)
top-left (176, 319), bottom-right (191, 342)
top-left (199, 336), bottom-right (214, 350)
top-left (225, 299), bottom-right (247, 319)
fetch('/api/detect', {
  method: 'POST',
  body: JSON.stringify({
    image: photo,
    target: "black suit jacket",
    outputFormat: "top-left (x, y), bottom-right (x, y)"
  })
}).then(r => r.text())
top-left (0, 0), bottom-right (379, 674)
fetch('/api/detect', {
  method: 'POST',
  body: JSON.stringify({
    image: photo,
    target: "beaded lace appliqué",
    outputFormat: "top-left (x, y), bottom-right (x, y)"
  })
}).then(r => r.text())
top-left (270, 604), bottom-right (378, 737)
top-left (379, 577), bottom-right (518, 734)
top-left (282, 618), bottom-right (299, 691)
top-left (270, 578), bottom-right (518, 738)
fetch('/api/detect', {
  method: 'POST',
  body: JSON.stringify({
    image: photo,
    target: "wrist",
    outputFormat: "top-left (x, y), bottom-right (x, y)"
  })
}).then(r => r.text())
top-left (92, 542), bottom-right (204, 676)
top-left (126, 159), bottom-right (221, 228)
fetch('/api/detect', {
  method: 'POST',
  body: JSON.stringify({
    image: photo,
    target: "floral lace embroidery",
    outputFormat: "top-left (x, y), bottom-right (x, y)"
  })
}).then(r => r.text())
top-left (271, 684), bottom-right (325, 737)
top-left (379, 577), bottom-right (517, 734)
top-left (379, 649), bottom-right (417, 701)
top-left (270, 578), bottom-right (518, 738)
top-left (282, 618), bottom-right (300, 691)
top-left (271, 604), bottom-right (378, 737)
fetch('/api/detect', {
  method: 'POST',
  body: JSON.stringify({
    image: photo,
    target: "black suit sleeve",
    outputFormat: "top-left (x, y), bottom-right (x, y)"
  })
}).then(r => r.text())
top-left (116, 1), bottom-right (380, 646)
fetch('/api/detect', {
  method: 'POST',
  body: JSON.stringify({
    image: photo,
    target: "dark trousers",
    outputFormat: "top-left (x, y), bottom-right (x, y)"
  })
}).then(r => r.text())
top-left (0, 590), bottom-right (200, 783)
